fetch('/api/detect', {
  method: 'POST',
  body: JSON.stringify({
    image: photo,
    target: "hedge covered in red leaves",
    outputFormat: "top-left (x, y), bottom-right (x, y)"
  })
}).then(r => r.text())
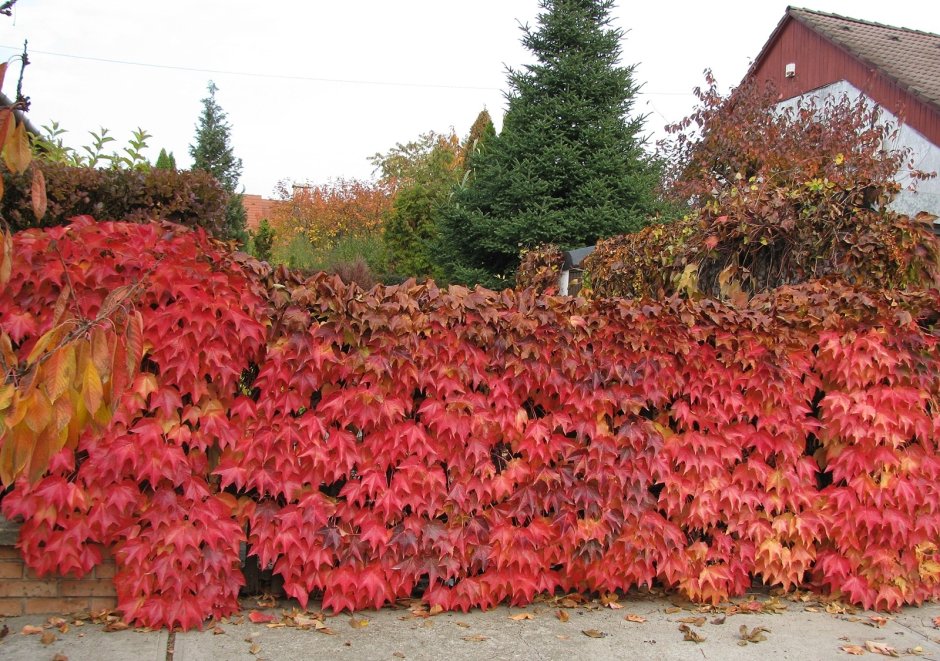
top-left (2, 218), bottom-right (940, 629)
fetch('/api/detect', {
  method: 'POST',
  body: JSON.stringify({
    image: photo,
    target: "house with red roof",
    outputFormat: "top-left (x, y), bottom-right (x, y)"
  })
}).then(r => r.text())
top-left (746, 7), bottom-right (940, 220)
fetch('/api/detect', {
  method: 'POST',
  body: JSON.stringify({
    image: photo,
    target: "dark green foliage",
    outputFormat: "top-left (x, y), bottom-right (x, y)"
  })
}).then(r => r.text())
top-left (384, 182), bottom-right (440, 276)
top-left (189, 81), bottom-right (246, 244)
top-left (154, 148), bottom-right (177, 171)
top-left (437, 0), bottom-right (662, 288)
top-left (250, 218), bottom-right (274, 263)
top-left (0, 162), bottom-right (227, 234)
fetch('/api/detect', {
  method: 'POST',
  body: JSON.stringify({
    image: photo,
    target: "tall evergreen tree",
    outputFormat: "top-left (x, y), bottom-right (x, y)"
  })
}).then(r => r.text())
top-left (189, 81), bottom-right (247, 244)
top-left (437, 0), bottom-right (662, 288)
top-left (154, 148), bottom-right (176, 170)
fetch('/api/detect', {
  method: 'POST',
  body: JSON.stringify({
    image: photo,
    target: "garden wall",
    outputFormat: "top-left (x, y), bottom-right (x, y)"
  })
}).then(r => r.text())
top-left (0, 516), bottom-right (116, 616)
top-left (1, 219), bottom-right (939, 629)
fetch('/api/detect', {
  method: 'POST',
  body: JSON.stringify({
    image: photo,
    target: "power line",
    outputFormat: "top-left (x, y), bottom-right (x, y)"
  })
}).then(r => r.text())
top-left (0, 44), bottom-right (697, 96)
top-left (0, 45), bottom-right (501, 91)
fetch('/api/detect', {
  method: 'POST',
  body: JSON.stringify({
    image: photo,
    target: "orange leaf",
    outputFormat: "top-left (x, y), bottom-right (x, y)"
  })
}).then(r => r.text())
top-left (31, 167), bottom-right (46, 221)
top-left (3, 119), bottom-right (31, 174)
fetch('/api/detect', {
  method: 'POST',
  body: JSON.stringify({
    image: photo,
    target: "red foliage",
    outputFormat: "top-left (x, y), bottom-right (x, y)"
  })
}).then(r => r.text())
top-left (2, 219), bottom-right (940, 628)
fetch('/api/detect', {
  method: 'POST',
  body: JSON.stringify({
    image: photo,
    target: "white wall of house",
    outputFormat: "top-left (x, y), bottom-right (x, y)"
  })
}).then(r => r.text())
top-left (778, 80), bottom-right (940, 219)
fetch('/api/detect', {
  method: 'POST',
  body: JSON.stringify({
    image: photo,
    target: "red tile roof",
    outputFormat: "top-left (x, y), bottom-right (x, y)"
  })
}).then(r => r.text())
top-left (242, 194), bottom-right (278, 232)
top-left (787, 7), bottom-right (940, 108)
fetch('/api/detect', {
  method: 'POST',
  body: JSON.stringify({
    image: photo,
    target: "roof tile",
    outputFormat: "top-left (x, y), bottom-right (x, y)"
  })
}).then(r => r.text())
top-left (788, 7), bottom-right (940, 107)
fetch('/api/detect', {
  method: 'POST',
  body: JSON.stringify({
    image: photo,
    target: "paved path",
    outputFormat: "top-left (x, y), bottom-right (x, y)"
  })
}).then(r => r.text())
top-left (1, 592), bottom-right (939, 660)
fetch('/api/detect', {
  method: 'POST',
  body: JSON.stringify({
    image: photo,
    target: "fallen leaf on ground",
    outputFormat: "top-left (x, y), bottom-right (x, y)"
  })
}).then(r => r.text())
top-left (739, 624), bottom-right (768, 644)
top-left (711, 616), bottom-right (726, 625)
top-left (868, 616), bottom-right (889, 628)
top-left (905, 646), bottom-right (924, 656)
top-left (255, 593), bottom-right (277, 608)
top-left (840, 644), bottom-right (866, 655)
top-left (104, 621), bottom-right (129, 632)
top-left (556, 610), bottom-right (570, 623)
top-left (600, 592), bottom-right (623, 609)
top-left (21, 625), bottom-right (43, 635)
top-left (625, 614), bottom-right (646, 623)
top-left (428, 605), bottom-right (444, 616)
top-left (509, 613), bottom-right (534, 621)
top-left (556, 634), bottom-right (569, 640)
top-left (40, 631), bottom-right (56, 645)
top-left (394, 653), bottom-right (406, 659)
top-left (0, 625), bottom-right (7, 639)
top-left (455, 622), bottom-right (471, 628)
top-left (52, 655), bottom-right (68, 661)
top-left (865, 640), bottom-right (899, 657)
top-left (248, 611), bottom-right (275, 624)
top-left (933, 616), bottom-right (940, 628)
top-left (679, 624), bottom-right (706, 643)
top-left (677, 616), bottom-right (706, 627)
top-left (249, 642), bottom-right (261, 655)
top-left (582, 629), bottom-right (607, 638)
top-left (212, 626), bottom-right (225, 635)
top-left (462, 634), bottom-right (488, 642)
top-left (349, 618), bottom-right (369, 629)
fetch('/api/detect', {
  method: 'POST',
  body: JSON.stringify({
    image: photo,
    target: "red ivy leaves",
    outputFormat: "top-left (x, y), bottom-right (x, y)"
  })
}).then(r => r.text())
top-left (2, 219), bottom-right (940, 628)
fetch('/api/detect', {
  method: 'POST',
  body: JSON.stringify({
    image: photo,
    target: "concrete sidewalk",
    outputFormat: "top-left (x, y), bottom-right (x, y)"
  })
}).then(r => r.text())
top-left (1, 592), bottom-right (939, 661)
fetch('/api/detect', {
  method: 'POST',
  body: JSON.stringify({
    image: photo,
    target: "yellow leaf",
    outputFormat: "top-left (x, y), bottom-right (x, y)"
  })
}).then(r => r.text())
top-left (834, 153), bottom-right (845, 165)
top-left (81, 359), bottom-right (103, 415)
top-left (27, 325), bottom-right (66, 365)
top-left (0, 383), bottom-right (13, 411)
top-left (23, 387), bottom-right (51, 433)
top-left (0, 228), bottom-right (12, 293)
top-left (3, 119), bottom-right (31, 174)
top-left (675, 263), bottom-right (699, 297)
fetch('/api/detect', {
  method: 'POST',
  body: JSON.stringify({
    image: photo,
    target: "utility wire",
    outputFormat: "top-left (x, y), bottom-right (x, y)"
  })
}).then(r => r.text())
top-left (0, 44), bottom-right (696, 96)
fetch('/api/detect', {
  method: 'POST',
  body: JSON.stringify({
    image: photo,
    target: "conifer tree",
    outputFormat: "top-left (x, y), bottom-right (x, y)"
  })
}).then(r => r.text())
top-left (437, 0), bottom-right (662, 288)
top-left (154, 148), bottom-right (176, 170)
top-left (189, 81), bottom-right (247, 244)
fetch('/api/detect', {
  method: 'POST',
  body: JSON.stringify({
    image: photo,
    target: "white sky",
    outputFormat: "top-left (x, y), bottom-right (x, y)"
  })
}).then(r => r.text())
top-left (0, 1), bottom-right (937, 196)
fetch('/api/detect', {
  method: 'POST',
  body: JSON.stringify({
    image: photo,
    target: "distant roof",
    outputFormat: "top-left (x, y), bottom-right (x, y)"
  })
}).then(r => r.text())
top-left (781, 7), bottom-right (940, 108)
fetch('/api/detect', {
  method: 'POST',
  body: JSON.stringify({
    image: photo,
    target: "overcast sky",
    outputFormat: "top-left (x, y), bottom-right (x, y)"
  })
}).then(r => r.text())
top-left (0, 1), bottom-right (937, 196)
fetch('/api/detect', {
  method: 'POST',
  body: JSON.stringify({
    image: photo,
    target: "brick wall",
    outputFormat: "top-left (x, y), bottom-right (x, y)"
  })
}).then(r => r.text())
top-left (0, 547), bottom-right (117, 617)
top-left (0, 515), bottom-right (117, 617)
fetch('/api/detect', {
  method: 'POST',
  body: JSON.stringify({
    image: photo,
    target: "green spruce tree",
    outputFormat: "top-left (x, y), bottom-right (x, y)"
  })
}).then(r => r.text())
top-left (154, 148), bottom-right (177, 170)
top-left (437, 0), bottom-right (662, 288)
top-left (250, 218), bottom-right (275, 263)
top-left (189, 81), bottom-right (247, 244)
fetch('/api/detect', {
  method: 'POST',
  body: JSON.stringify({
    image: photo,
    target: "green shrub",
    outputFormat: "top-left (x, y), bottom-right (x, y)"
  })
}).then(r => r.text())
top-left (273, 230), bottom-right (387, 275)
